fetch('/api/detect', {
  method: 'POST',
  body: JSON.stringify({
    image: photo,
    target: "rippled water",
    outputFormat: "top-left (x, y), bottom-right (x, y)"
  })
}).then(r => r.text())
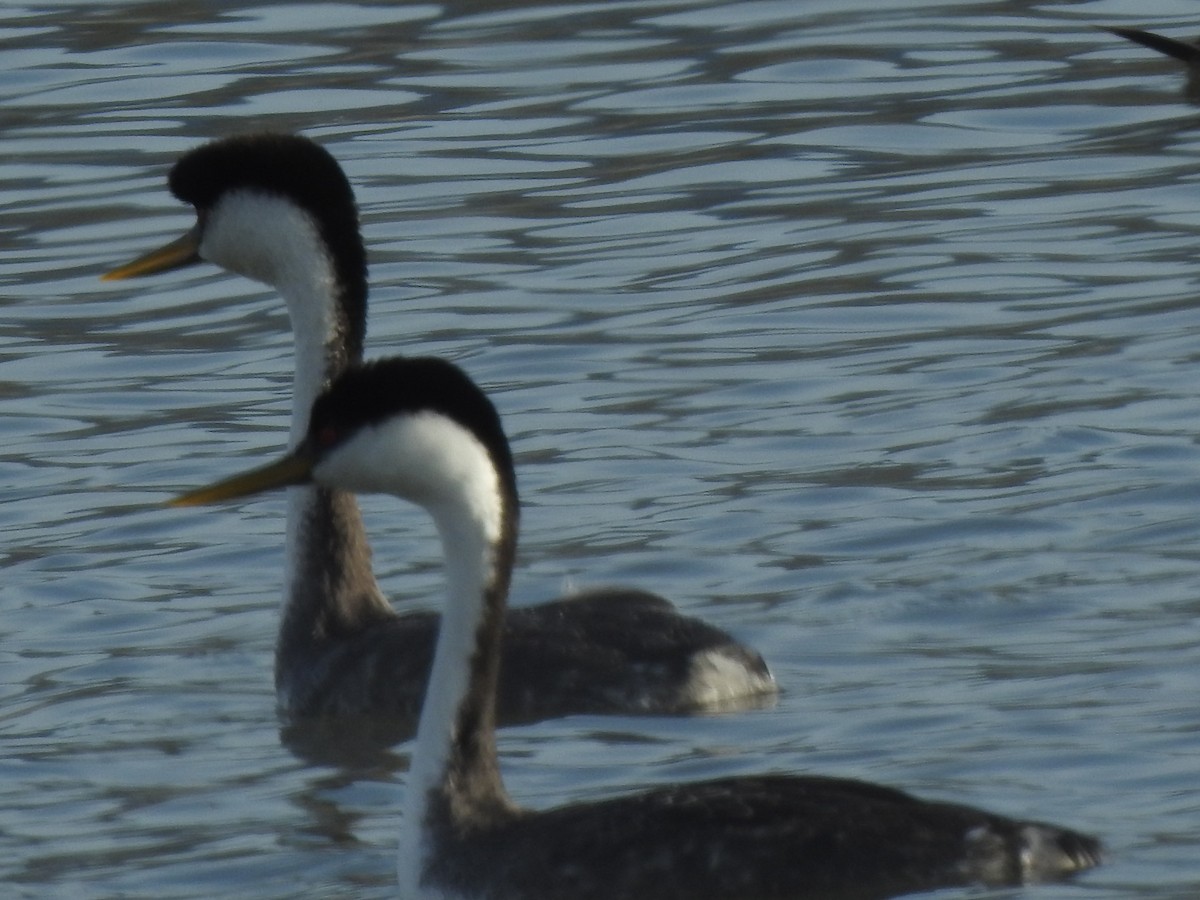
top-left (5, 1), bottom-right (1200, 897)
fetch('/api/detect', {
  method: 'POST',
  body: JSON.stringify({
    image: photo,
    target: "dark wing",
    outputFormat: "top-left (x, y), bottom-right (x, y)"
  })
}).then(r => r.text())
top-left (498, 588), bottom-right (774, 720)
top-left (440, 775), bottom-right (1099, 900)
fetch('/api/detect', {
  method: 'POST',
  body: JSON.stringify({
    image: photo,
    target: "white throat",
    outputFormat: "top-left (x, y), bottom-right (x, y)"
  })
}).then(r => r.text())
top-left (199, 191), bottom-right (345, 666)
top-left (197, 190), bottom-right (336, 441)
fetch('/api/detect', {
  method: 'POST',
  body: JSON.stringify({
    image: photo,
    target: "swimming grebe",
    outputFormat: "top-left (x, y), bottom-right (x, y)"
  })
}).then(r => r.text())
top-left (171, 356), bottom-right (1102, 900)
top-left (105, 134), bottom-right (775, 724)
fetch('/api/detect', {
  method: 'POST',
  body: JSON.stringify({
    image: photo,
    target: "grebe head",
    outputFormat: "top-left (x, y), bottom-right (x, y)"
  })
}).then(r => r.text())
top-left (103, 133), bottom-right (367, 356)
top-left (170, 356), bottom-right (517, 537)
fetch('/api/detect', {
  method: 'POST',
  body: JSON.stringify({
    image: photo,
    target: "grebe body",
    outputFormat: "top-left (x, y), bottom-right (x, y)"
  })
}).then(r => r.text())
top-left (171, 357), bottom-right (1102, 900)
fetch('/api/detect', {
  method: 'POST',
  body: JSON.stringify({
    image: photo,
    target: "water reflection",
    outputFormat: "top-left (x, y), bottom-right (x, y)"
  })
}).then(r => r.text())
top-left (282, 715), bottom-right (414, 770)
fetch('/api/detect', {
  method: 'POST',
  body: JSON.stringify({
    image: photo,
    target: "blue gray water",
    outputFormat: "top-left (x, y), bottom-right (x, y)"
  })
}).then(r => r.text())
top-left (4, 1), bottom-right (1199, 897)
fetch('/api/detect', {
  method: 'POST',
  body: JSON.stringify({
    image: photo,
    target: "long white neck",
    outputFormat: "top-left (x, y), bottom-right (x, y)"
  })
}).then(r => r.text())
top-left (199, 191), bottom-right (387, 701)
top-left (397, 504), bottom-right (496, 895)
top-left (247, 212), bottom-right (369, 622)
top-left (279, 262), bottom-right (377, 658)
top-left (269, 239), bottom-right (340, 592)
top-left (197, 191), bottom-right (345, 443)
top-left (284, 269), bottom-right (338, 443)
top-left (310, 413), bottom-right (513, 897)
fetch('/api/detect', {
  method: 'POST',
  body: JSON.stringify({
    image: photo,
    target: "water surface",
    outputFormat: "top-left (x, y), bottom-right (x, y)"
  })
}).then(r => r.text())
top-left (4, 1), bottom-right (1200, 897)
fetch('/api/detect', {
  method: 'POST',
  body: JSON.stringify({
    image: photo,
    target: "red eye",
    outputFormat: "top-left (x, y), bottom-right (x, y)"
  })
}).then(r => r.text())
top-left (316, 426), bottom-right (338, 448)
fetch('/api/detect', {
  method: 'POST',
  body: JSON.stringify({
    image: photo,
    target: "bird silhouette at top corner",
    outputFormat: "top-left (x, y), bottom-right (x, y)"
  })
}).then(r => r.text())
top-left (1104, 25), bottom-right (1200, 101)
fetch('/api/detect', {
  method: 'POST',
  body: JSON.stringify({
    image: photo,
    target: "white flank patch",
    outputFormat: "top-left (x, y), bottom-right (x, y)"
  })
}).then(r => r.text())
top-left (686, 647), bottom-right (775, 708)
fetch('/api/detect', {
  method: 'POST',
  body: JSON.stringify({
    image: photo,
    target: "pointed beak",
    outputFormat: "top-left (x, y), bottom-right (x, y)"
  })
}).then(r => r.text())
top-left (167, 447), bottom-right (316, 508)
top-left (102, 224), bottom-right (203, 281)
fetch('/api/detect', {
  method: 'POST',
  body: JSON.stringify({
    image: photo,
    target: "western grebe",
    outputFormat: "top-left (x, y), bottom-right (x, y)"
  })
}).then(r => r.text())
top-left (170, 356), bottom-right (1102, 900)
top-left (104, 133), bottom-right (775, 723)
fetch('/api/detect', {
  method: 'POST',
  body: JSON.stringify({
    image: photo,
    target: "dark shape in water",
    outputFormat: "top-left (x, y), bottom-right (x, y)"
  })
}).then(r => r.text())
top-left (1105, 26), bottom-right (1200, 101)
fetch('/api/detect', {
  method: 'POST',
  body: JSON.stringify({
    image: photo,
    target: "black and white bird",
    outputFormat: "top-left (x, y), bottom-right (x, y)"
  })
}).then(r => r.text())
top-left (171, 356), bottom-right (1102, 900)
top-left (105, 134), bottom-right (775, 725)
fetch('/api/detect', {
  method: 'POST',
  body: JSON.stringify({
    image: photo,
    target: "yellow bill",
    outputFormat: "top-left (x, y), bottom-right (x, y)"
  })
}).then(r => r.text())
top-left (168, 449), bottom-right (315, 508)
top-left (102, 225), bottom-right (202, 281)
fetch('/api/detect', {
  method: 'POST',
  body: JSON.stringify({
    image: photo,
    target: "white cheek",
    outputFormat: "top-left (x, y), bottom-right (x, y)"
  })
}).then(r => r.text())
top-left (199, 191), bottom-right (326, 286)
top-left (314, 437), bottom-right (409, 496)
top-left (312, 414), bottom-right (503, 542)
